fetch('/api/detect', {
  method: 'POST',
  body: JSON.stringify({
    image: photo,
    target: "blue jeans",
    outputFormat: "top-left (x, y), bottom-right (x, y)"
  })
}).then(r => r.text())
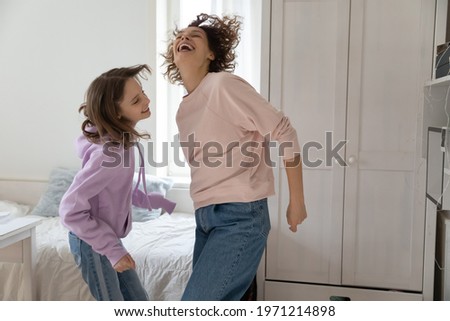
top-left (68, 232), bottom-right (148, 301)
top-left (181, 198), bottom-right (270, 301)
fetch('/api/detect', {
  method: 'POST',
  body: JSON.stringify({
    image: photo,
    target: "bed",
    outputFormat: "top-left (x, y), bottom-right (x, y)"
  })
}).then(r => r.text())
top-left (0, 169), bottom-right (196, 301)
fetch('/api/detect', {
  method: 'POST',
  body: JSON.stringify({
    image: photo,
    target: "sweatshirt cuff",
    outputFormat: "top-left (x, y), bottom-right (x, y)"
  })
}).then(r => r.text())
top-left (108, 248), bottom-right (129, 267)
top-left (280, 138), bottom-right (301, 161)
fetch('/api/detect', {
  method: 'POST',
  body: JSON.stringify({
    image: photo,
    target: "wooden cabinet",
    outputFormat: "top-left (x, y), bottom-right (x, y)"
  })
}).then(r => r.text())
top-left (262, 0), bottom-right (435, 300)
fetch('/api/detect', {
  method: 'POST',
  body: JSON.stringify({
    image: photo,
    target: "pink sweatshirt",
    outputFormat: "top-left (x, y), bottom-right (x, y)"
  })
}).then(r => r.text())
top-left (176, 72), bottom-right (300, 209)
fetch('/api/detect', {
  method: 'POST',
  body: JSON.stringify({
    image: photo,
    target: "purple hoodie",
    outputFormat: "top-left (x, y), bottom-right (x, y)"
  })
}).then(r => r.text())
top-left (59, 134), bottom-right (176, 266)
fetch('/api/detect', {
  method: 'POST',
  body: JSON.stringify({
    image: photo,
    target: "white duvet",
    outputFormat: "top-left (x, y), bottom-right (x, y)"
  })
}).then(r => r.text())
top-left (0, 212), bottom-right (195, 301)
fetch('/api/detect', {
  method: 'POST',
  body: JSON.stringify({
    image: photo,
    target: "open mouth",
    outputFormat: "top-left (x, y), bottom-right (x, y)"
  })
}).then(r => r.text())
top-left (178, 43), bottom-right (194, 52)
top-left (142, 107), bottom-right (150, 113)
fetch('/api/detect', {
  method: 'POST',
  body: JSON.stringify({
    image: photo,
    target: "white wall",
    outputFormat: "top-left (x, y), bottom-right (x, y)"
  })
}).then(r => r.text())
top-left (0, 0), bottom-right (157, 181)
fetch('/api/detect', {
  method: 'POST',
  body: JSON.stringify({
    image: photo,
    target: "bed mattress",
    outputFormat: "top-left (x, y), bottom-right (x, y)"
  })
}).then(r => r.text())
top-left (0, 212), bottom-right (195, 301)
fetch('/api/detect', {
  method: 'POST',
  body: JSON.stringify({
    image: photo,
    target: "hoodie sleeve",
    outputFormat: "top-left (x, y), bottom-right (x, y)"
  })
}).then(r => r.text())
top-left (59, 148), bottom-right (129, 266)
top-left (132, 189), bottom-right (177, 214)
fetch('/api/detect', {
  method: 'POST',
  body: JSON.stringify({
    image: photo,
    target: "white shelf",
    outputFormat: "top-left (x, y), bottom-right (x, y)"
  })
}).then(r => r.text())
top-left (425, 75), bottom-right (450, 87)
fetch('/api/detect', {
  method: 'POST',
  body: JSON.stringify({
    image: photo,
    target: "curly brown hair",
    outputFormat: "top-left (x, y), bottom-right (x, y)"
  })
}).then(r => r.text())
top-left (79, 64), bottom-right (151, 149)
top-left (162, 13), bottom-right (242, 85)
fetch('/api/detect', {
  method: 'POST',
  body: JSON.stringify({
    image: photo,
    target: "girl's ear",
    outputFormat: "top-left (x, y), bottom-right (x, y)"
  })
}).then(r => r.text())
top-left (208, 51), bottom-right (215, 61)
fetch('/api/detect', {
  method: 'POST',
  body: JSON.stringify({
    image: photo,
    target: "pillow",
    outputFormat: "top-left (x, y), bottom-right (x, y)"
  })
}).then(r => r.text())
top-left (131, 174), bottom-right (174, 222)
top-left (30, 167), bottom-right (174, 222)
top-left (0, 200), bottom-right (30, 219)
top-left (30, 167), bottom-right (78, 217)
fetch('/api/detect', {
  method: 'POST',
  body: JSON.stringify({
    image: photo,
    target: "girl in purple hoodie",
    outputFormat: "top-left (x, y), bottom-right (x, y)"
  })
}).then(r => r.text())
top-left (59, 65), bottom-right (176, 301)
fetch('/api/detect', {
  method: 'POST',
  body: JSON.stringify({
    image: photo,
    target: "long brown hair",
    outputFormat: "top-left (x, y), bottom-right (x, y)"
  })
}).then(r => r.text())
top-left (162, 13), bottom-right (241, 85)
top-left (79, 64), bottom-right (151, 148)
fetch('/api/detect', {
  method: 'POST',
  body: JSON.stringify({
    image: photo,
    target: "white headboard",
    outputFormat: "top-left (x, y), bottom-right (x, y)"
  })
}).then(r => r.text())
top-left (0, 179), bottom-right (48, 206)
top-left (0, 179), bottom-right (194, 214)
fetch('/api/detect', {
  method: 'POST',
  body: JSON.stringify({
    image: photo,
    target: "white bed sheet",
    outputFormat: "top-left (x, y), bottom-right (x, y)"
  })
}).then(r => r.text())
top-left (0, 212), bottom-right (195, 301)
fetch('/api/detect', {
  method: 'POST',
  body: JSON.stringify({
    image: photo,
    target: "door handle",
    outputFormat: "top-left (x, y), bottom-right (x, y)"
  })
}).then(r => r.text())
top-left (347, 155), bottom-right (357, 165)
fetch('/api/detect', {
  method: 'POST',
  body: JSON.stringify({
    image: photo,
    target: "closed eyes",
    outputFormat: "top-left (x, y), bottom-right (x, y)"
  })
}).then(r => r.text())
top-left (131, 90), bottom-right (146, 105)
top-left (175, 31), bottom-right (203, 39)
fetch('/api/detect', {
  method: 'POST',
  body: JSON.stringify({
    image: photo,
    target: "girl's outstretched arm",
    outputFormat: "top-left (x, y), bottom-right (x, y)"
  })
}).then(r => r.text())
top-left (284, 155), bottom-right (307, 232)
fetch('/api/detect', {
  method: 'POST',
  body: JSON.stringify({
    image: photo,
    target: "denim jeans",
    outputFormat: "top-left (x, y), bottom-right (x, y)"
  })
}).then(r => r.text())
top-left (181, 198), bottom-right (270, 301)
top-left (68, 232), bottom-right (148, 301)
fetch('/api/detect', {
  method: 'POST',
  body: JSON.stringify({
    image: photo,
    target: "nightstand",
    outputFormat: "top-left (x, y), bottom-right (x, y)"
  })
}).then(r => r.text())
top-left (0, 217), bottom-right (41, 300)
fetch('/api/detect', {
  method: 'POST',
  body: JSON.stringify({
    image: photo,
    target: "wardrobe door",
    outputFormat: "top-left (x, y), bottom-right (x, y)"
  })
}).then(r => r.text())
top-left (265, 0), bottom-right (350, 285)
top-left (342, 0), bottom-right (425, 291)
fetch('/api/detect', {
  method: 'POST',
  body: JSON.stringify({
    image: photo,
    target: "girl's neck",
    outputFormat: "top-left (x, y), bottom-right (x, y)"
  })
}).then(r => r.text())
top-left (180, 67), bottom-right (209, 94)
